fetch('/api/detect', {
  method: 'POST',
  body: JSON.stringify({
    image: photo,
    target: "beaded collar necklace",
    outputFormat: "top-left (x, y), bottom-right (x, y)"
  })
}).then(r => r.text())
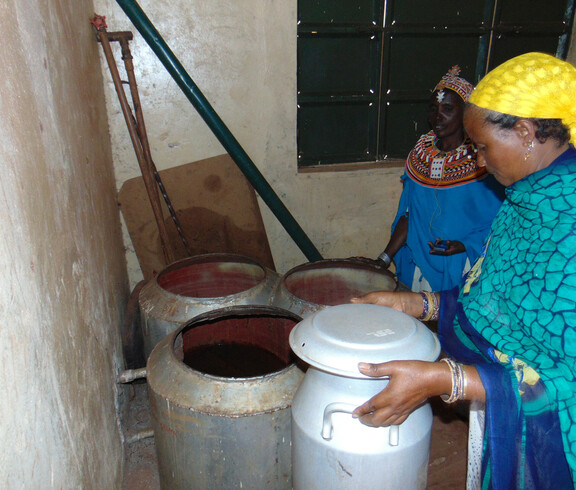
top-left (406, 131), bottom-right (487, 188)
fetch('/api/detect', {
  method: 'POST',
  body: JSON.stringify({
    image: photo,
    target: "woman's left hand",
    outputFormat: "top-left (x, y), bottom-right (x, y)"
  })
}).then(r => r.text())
top-left (428, 239), bottom-right (466, 256)
top-left (346, 256), bottom-right (389, 270)
top-left (352, 360), bottom-right (450, 427)
top-left (351, 291), bottom-right (425, 318)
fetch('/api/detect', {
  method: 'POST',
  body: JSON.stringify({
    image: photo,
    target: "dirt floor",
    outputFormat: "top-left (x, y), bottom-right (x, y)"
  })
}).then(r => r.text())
top-left (121, 382), bottom-right (468, 489)
top-left (121, 382), bottom-right (159, 490)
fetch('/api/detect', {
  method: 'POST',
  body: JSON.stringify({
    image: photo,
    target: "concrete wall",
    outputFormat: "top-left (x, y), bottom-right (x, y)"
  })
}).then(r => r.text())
top-left (0, 0), bottom-right (128, 487)
top-left (94, 0), bottom-right (405, 287)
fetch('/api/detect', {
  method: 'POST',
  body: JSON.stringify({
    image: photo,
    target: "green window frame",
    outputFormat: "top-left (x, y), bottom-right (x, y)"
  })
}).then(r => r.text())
top-left (297, 0), bottom-right (575, 168)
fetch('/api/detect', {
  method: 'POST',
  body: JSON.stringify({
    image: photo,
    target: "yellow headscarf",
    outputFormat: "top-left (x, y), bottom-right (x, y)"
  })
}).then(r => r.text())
top-left (469, 52), bottom-right (576, 145)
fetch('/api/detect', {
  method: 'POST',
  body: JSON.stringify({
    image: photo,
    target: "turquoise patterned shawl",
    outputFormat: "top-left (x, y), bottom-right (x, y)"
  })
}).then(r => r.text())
top-left (440, 147), bottom-right (576, 488)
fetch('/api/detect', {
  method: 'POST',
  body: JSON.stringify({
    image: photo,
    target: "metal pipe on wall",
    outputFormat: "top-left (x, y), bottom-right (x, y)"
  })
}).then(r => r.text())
top-left (125, 428), bottom-right (154, 444)
top-left (115, 0), bottom-right (323, 262)
top-left (117, 367), bottom-right (147, 383)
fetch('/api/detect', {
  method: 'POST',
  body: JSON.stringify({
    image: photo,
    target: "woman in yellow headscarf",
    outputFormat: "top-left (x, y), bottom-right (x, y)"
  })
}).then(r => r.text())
top-left (351, 52), bottom-right (576, 489)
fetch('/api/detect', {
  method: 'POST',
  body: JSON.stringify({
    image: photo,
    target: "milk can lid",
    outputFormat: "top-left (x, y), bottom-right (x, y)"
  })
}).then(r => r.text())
top-left (289, 303), bottom-right (441, 378)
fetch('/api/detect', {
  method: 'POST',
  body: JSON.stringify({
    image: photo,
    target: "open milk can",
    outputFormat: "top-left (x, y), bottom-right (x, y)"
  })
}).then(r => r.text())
top-left (139, 253), bottom-right (279, 358)
top-left (272, 259), bottom-right (397, 319)
top-left (147, 305), bottom-right (303, 489)
top-left (289, 303), bottom-right (441, 489)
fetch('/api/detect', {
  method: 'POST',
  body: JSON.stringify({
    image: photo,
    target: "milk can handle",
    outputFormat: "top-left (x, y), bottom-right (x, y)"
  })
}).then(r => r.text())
top-left (321, 402), bottom-right (399, 446)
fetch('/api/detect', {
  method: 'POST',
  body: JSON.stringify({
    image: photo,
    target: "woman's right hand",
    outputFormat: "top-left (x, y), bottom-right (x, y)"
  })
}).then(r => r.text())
top-left (353, 360), bottom-right (450, 427)
top-left (351, 291), bottom-right (424, 318)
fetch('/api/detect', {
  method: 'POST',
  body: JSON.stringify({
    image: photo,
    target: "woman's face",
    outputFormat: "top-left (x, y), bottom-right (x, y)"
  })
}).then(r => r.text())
top-left (428, 89), bottom-right (465, 140)
top-left (463, 105), bottom-right (527, 186)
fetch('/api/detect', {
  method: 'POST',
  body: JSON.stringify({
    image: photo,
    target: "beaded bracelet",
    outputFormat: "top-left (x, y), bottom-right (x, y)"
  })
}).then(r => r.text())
top-left (418, 292), bottom-right (431, 321)
top-left (418, 291), bottom-right (438, 322)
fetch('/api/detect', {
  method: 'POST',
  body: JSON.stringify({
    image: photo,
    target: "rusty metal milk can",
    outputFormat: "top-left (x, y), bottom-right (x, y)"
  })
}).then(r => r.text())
top-left (139, 253), bottom-right (279, 358)
top-left (147, 305), bottom-right (304, 489)
top-left (289, 304), bottom-right (441, 489)
top-left (272, 259), bottom-right (397, 318)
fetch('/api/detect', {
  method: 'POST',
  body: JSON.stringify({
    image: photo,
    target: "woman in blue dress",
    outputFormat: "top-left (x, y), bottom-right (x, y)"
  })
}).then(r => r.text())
top-left (378, 67), bottom-right (504, 291)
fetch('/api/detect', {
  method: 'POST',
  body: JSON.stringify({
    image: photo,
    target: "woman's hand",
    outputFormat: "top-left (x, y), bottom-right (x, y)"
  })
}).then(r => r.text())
top-left (352, 360), bottom-right (451, 427)
top-left (351, 291), bottom-right (424, 318)
top-left (346, 256), bottom-right (390, 270)
top-left (428, 239), bottom-right (466, 256)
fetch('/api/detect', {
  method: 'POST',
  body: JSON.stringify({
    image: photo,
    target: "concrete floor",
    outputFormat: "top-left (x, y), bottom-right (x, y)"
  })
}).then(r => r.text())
top-left (121, 382), bottom-right (468, 489)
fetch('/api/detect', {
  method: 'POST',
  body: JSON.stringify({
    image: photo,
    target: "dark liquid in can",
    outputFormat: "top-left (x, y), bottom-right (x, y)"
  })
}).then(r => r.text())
top-left (183, 343), bottom-right (289, 378)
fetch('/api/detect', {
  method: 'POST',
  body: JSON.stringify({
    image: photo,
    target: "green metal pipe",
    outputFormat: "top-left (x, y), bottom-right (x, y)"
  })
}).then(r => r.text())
top-left (115, 0), bottom-right (323, 262)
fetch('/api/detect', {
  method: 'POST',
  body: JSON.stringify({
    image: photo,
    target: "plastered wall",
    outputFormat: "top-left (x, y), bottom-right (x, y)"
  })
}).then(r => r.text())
top-left (0, 0), bottom-right (128, 486)
top-left (94, 0), bottom-right (405, 287)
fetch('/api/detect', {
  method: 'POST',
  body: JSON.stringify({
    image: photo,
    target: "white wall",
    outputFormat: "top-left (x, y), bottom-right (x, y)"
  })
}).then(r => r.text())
top-left (0, 0), bottom-right (128, 486)
top-left (94, 0), bottom-right (404, 287)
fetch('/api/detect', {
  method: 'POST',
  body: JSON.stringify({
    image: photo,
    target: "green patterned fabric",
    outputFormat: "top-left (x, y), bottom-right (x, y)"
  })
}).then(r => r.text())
top-left (459, 147), bottom-right (576, 484)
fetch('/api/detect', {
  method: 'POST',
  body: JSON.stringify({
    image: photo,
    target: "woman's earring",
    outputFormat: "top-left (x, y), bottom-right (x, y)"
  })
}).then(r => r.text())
top-left (524, 140), bottom-right (535, 161)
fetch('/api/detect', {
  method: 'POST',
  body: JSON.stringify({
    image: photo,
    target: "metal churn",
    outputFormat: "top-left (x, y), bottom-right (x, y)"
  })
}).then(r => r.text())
top-left (272, 258), bottom-right (397, 318)
top-left (139, 253), bottom-right (279, 358)
top-left (147, 305), bottom-right (303, 489)
top-left (289, 303), bottom-right (441, 489)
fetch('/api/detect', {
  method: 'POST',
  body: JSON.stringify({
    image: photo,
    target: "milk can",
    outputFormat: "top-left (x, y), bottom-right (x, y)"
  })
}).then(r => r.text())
top-left (272, 259), bottom-right (397, 319)
top-left (139, 253), bottom-right (279, 358)
top-left (147, 305), bottom-right (304, 489)
top-left (289, 303), bottom-right (441, 489)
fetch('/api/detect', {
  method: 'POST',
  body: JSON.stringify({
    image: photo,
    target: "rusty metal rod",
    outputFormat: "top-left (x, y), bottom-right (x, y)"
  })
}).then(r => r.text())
top-left (97, 29), bottom-right (175, 265)
top-left (117, 35), bottom-right (192, 256)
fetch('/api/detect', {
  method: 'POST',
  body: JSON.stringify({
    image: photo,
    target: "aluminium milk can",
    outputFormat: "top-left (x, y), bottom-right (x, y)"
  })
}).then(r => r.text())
top-left (147, 305), bottom-right (304, 489)
top-left (289, 303), bottom-right (441, 489)
top-left (272, 258), bottom-right (397, 318)
top-left (139, 253), bottom-right (279, 358)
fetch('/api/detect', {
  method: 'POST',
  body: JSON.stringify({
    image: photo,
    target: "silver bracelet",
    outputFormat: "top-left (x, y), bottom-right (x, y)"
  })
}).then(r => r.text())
top-left (377, 251), bottom-right (392, 267)
top-left (439, 358), bottom-right (466, 403)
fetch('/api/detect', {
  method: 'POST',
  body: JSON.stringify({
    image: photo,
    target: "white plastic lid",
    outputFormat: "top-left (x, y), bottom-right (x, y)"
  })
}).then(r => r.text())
top-left (289, 303), bottom-right (441, 378)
